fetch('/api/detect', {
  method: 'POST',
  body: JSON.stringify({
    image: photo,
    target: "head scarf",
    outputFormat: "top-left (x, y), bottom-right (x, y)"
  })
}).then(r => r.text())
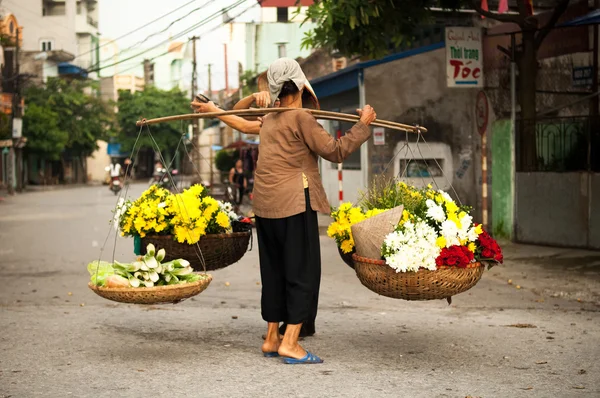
top-left (264, 58), bottom-right (319, 109)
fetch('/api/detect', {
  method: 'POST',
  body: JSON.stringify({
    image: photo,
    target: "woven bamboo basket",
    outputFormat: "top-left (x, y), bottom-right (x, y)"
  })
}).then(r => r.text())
top-left (352, 254), bottom-right (484, 301)
top-left (338, 246), bottom-right (355, 269)
top-left (88, 274), bottom-right (212, 305)
top-left (141, 232), bottom-right (251, 271)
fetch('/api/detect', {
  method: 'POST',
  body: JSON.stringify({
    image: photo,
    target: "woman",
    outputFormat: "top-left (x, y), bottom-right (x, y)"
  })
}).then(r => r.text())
top-left (233, 80), bottom-right (319, 339)
top-left (229, 159), bottom-right (247, 206)
top-left (192, 58), bottom-right (376, 364)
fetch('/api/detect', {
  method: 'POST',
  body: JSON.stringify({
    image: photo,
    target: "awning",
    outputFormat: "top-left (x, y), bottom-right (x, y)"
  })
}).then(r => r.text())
top-left (224, 140), bottom-right (259, 150)
top-left (58, 62), bottom-right (88, 79)
top-left (107, 143), bottom-right (127, 157)
top-left (561, 9), bottom-right (600, 26)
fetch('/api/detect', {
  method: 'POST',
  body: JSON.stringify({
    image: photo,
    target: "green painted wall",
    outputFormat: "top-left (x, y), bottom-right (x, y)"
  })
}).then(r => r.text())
top-left (491, 119), bottom-right (513, 239)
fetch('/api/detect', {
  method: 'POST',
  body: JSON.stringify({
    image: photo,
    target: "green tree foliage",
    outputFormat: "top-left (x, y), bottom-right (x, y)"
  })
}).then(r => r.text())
top-left (23, 78), bottom-right (115, 160)
top-left (240, 70), bottom-right (259, 97)
top-left (301, 0), bottom-right (462, 59)
top-left (116, 86), bottom-right (190, 159)
top-left (215, 148), bottom-right (240, 172)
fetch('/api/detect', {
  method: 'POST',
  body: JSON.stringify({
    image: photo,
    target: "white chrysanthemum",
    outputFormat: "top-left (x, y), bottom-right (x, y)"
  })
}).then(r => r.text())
top-left (439, 190), bottom-right (454, 203)
top-left (440, 220), bottom-right (461, 246)
top-left (382, 220), bottom-right (440, 273)
top-left (425, 199), bottom-right (446, 223)
top-left (458, 213), bottom-right (475, 241)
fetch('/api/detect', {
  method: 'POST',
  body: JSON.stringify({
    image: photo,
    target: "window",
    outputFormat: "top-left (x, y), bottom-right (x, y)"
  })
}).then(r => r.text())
top-left (276, 7), bottom-right (288, 23)
top-left (40, 40), bottom-right (54, 51)
top-left (277, 43), bottom-right (287, 58)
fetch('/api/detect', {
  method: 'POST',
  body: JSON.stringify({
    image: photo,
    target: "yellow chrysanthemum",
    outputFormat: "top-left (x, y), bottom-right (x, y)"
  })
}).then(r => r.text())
top-left (216, 212), bottom-right (230, 229)
top-left (339, 202), bottom-right (352, 212)
top-left (134, 217), bottom-right (146, 232)
top-left (340, 239), bottom-right (354, 254)
top-left (436, 236), bottom-right (447, 248)
top-left (475, 224), bottom-right (483, 235)
top-left (447, 212), bottom-right (461, 228)
top-left (188, 184), bottom-right (204, 197)
top-left (468, 242), bottom-right (476, 253)
top-left (327, 223), bottom-right (338, 238)
top-left (445, 201), bottom-right (459, 214)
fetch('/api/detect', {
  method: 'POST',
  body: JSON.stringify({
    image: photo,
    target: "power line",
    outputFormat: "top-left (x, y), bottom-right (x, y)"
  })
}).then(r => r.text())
top-left (91, 0), bottom-right (247, 74)
top-left (104, 1), bottom-right (260, 82)
top-left (93, 0), bottom-right (218, 69)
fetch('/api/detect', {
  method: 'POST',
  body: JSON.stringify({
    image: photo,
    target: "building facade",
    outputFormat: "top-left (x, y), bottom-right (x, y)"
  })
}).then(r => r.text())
top-left (225, 1), bottom-right (315, 74)
top-left (3, 0), bottom-right (99, 80)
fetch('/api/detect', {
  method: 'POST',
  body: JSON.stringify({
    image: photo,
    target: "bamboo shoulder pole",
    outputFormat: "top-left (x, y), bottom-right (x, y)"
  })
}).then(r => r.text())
top-left (136, 108), bottom-right (427, 133)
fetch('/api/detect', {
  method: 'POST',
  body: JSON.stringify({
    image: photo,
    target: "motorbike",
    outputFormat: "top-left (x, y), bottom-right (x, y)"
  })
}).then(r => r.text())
top-left (110, 175), bottom-right (122, 195)
top-left (150, 167), bottom-right (178, 191)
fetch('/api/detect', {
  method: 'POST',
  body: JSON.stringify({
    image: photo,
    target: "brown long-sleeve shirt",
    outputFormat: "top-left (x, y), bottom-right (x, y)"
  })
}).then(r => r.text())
top-left (252, 109), bottom-right (371, 219)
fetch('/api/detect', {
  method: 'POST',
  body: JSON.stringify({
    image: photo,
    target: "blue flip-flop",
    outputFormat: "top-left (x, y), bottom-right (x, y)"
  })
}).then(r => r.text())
top-left (283, 351), bottom-right (323, 364)
top-left (263, 352), bottom-right (280, 358)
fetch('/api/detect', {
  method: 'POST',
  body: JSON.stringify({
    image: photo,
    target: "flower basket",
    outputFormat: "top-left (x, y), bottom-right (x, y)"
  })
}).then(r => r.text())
top-left (141, 232), bottom-right (251, 271)
top-left (88, 275), bottom-right (212, 305)
top-left (352, 254), bottom-right (484, 301)
top-left (338, 246), bottom-right (355, 269)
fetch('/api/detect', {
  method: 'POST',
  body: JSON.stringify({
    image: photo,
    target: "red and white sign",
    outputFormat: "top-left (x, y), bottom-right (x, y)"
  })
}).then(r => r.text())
top-left (373, 127), bottom-right (385, 146)
top-left (475, 91), bottom-right (489, 136)
top-left (446, 27), bottom-right (484, 88)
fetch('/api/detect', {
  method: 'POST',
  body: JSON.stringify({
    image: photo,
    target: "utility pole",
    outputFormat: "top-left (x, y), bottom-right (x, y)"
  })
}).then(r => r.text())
top-left (190, 36), bottom-right (199, 176)
top-left (12, 27), bottom-right (23, 193)
top-left (206, 62), bottom-right (213, 187)
top-left (207, 63), bottom-right (212, 97)
top-left (223, 43), bottom-right (229, 95)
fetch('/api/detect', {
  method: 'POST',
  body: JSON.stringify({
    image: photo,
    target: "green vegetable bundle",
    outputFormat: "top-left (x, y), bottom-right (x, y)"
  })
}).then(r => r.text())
top-left (88, 244), bottom-right (205, 288)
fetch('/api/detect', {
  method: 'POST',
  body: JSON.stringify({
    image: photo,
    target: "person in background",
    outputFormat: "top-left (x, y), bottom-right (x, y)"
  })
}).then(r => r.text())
top-left (229, 159), bottom-right (247, 206)
top-left (124, 158), bottom-right (133, 179)
top-left (192, 57), bottom-right (376, 364)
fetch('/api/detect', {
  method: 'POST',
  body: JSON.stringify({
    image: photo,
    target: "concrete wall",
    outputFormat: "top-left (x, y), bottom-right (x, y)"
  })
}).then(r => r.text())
top-left (515, 172), bottom-right (600, 249)
top-left (226, 19), bottom-right (316, 74)
top-left (364, 47), bottom-right (479, 214)
top-left (86, 140), bottom-right (110, 183)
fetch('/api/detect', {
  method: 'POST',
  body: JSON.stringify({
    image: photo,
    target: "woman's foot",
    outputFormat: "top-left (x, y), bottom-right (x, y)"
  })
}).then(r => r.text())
top-left (261, 322), bottom-right (281, 355)
top-left (277, 341), bottom-right (307, 360)
top-left (262, 338), bottom-right (280, 355)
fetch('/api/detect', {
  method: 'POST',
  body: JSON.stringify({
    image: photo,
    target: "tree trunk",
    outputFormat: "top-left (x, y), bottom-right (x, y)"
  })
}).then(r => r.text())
top-left (517, 30), bottom-right (539, 171)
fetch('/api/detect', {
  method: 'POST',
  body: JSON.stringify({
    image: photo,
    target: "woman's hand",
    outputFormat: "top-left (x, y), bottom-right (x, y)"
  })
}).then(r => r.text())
top-left (252, 91), bottom-right (271, 108)
top-left (357, 105), bottom-right (377, 126)
top-left (191, 100), bottom-right (219, 113)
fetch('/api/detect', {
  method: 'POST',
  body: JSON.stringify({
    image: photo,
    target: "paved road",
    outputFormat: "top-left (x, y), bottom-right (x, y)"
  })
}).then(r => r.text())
top-left (1, 184), bottom-right (598, 397)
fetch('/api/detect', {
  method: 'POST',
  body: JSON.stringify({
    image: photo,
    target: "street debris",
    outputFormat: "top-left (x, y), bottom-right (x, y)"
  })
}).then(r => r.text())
top-left (504, 323), bottom-right (537, 328)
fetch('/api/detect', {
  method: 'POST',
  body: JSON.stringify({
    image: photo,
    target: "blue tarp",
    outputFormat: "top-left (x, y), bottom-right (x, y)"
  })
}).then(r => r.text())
top-left (58, 62), bottom-right (88, 78)
top-left (107, 143), bottom-right (127, 157)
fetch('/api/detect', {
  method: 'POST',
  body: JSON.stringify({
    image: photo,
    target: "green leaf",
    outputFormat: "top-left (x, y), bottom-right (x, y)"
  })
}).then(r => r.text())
top-left (87, 261), bottom-right (114, 286)
top-left (349, 15), bottom-right (356, 29)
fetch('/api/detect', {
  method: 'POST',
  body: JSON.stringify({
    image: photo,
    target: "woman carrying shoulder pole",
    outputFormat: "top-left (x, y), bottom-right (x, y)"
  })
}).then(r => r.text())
top-left (192, 57), bottom-right (376, 364)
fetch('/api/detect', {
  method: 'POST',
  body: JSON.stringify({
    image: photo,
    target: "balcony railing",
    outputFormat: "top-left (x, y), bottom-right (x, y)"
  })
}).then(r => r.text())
top-left (516, 116), bottom-right (600, 172)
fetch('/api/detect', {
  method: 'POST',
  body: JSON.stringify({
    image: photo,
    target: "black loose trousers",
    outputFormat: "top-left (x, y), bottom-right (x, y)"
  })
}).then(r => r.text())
top-left (255, 189), bottom-right (321, 325)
